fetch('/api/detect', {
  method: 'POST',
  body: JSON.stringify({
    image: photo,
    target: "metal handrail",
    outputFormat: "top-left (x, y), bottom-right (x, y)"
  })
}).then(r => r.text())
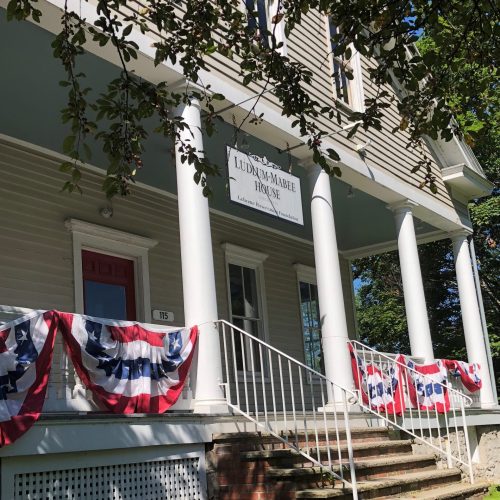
top-left (216, 319), bottom-right (359, 498)
top-left (349, 339), bottom-right (474, 483)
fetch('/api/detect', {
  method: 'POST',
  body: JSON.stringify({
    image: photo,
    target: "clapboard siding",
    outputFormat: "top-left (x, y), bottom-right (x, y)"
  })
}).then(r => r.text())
top-left (197, 7), bottom-right (455, 209)
top-left (0, 142), bottom-right (358, 369)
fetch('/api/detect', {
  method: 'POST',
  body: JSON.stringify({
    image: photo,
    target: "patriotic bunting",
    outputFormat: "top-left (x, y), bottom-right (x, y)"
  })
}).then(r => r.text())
top-left (0, 310), bottom-right (198, 446)
top-left (443, 359), bottom-right (482, 392)
top-left (58, 313), bottom-right (198, 414)
top-left (405, 359), bottom-right (450, 413)
top-left (0, 311), bottom-right (58, 446)
top-left (348, 344), bottom-right (405, 414)
top-left (348, 347), bottom-right (482, 415)
top-left (0, 308), bottom-right (486, 448)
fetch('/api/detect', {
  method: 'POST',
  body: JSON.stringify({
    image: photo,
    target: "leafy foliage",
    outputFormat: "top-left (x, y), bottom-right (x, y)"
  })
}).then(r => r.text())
top-left (5, 0), bottom-right (499, 197)
top-left (354, 13), bottom-right (499, 393)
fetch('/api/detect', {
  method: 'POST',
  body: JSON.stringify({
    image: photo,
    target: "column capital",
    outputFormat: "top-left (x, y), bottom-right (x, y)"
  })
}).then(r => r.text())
top-left (449, 228), bottom-right (473, 243)
top-left (386, 199), bottom-right (418, 214)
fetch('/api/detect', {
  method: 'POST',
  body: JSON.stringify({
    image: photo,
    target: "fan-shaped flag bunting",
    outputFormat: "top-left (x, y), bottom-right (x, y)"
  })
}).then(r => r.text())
top-left (58, 313), bottom-right (198, 414)
top-left (0, 311), bottom-right (58, 446)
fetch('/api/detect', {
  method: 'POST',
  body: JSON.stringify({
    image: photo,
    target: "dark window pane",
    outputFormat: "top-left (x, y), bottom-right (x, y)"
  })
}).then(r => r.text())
top-left (299, 281), bottom-right (311, 304)
top-left (232, 318), bottom-right (261, 371)
top-left (246, 0), bottom-right (268, 46)
top-left (84, 280), bottom-right (127, 320)
top-left (229, 264), bottom-right (244, 316)
top-left (299, 281), bottom-right (324, 373)
top-left (243, 266), bottom-right (259, 318)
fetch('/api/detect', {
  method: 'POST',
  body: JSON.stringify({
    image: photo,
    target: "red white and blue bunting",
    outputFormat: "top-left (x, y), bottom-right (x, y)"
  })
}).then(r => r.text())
top-left (58, 313), bottom-right (198, 414)
top-left (0, 311), bottom-right (198, 446)
top-left (0, 311), bottom-right (58, 446)
top-left (349, 346), bottom-right (482, 415)
top-left (443, 359), bottom-right (482, 393)
top-left (348, 344), bottom-right (406, 414)
top-left (405, 358), bottom-right (450, 413)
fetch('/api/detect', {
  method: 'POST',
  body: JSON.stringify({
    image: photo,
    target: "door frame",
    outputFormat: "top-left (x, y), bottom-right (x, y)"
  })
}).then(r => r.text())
top-left (65, 219), bottom-right (158, 322)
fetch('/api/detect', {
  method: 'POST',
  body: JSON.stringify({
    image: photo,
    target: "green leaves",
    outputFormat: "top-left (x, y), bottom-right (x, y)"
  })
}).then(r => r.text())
top-left (6, 0), bottom-right (498, 200)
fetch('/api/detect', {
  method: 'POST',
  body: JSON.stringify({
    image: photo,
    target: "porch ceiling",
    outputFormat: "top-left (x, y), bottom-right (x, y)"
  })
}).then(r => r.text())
top-left (331, 179), bottom-right (440, 256)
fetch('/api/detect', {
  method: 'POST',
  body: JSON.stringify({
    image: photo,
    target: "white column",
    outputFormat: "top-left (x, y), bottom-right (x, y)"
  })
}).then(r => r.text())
top-left (389, 201), bottom-right (434, 361)
top-left (452, 231), bottom-right (496, 408)
top-left (307, 163), bottom-right (355, 406)
top-left (175, 95), bottom-right (226, 413)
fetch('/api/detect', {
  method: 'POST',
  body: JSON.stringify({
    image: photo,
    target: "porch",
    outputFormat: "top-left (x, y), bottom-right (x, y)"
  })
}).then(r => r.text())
top-left (1, 305), bottom-right (499, 499)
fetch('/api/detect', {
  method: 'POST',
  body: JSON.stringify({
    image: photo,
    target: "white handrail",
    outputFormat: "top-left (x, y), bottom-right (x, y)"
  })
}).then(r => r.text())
top-left (216, 319), bottom-right (359, 498)
top-left (349, 339), bottom-right (474, 483)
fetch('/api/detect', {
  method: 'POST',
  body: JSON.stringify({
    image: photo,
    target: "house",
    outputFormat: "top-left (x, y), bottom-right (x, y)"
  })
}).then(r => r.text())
top-left (0, 0), bottom-right (498, 498)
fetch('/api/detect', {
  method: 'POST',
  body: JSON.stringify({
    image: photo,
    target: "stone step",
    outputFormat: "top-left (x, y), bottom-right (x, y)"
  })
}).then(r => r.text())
top-left (295, 468), bottom-right (463, 499)
top-left (241, 439), bottom-right (413, 463)
top-left (266, 453), bottom-right (437, 484)
top-left (213, 427), bottom-right (391, 445)
top-left (394, 481), bottom-right (490, 499)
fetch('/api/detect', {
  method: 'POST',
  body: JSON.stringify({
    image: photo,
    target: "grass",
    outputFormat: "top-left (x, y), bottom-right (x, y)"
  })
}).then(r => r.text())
top-left (485, 485), bottom-right (500, 499)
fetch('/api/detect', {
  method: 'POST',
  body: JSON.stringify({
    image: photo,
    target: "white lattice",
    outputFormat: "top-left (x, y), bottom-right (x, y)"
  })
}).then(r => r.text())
top-left (14, 458), bottom-right (203, 500)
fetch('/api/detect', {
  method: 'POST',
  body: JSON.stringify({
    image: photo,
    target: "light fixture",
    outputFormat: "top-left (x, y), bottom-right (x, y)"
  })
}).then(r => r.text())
top-left (355, 139), bottom-right (372, 157)
top-left (99, 206), bottom-right (113, 219)
top-left (241, 134), bottom-right (250, 151)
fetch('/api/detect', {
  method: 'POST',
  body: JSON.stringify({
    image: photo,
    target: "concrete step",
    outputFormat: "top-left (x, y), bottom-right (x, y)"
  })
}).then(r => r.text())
top-left (266, 453), bottom-right (437, 484)
top-left (295, 468), bottom-right (463, 499)
top-left (394, 481), bottom-right (490, 499)
top-left (241, 439), bottom-right (413, 463)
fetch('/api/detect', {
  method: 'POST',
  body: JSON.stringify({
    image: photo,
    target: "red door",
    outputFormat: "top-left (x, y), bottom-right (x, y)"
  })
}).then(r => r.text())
top-left (82, 250), bottom-right (136, 321)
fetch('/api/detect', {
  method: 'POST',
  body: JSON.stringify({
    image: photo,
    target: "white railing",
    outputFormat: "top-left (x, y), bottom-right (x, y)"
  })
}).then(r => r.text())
top-left (449, 376), bottom-right (482, 408)
top-left (216, 319), bottom-right (359, 498)
top-left (349, 340), bottom-right (474, 482)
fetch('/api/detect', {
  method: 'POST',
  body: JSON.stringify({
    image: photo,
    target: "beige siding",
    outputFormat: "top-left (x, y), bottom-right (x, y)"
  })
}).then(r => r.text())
top-left (107, 3), bottom-right (455, 209)
top-left (204, 8), bottom-right (453, 209)
top-left (0, 141), bottom-right (357, 364)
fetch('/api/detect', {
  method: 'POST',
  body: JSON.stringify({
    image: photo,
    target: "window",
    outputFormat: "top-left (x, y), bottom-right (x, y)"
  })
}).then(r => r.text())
top-left (223, 243), bottom-right (268, 372)
top-left (65, 219), bottom-right (158, 321)
top-left (82, 250), bottom-right (136, 320)
top-left (244, 0), bottom-right (286, 53)
top-left (246, 0), bottom-right (268, 44)
top-left (327, 19), bottom-right (363, 110)
top-left (294, 265), bottom-right (323, 373)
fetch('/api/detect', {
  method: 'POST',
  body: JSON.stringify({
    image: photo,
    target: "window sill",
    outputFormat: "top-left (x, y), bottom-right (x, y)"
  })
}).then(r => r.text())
top-left (334, 98), bottom-right (359, 115)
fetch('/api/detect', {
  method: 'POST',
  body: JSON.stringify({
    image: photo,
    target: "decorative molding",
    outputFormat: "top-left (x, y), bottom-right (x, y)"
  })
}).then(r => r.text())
top-left (449, 229), bottom-right (473, 242)
top-left (293, 263), bottom-right (317, 284)
top-left (221, 243), bottom-right (268, 268)
top-left (65, 219), bottom-right (158, 249)
top-left (341, 229), bottom-right (448, 260)
top-left (386, 199), bottom-right (418, 214)
top-left (65, 219), bottom-right (156, 322)
top-left (442, 163), bottom-right (494, 200)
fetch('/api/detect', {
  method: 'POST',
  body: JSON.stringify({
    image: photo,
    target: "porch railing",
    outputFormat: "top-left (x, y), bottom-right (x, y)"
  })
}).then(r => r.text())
top-left (215, 319), bottom-right (359, 498)
top-left (352, 346), bottom-right (481, 409)
top-left (349, 340), bottom-right (474, 483)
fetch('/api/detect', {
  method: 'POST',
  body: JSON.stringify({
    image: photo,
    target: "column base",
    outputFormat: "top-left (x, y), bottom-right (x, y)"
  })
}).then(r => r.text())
top-left (478, 402), bottom-right (500, 410)
top-left (317, 403), bottom-right (362, 414)
top-left (192, 399), bottom-right (229, 415)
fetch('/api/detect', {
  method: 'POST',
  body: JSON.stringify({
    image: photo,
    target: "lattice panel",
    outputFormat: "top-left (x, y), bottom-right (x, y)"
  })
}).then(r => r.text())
top-left (14, 457), bottom-right (203, 499)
